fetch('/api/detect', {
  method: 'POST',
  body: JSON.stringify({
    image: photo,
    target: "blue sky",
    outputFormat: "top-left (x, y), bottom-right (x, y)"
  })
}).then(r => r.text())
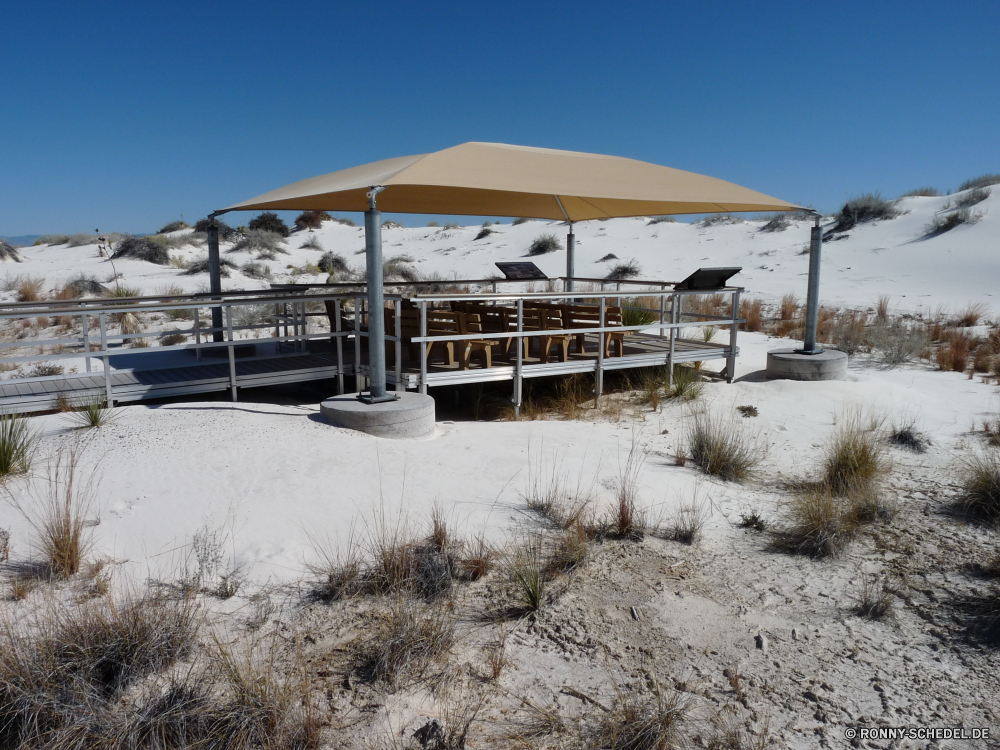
top-left (1, 0), bottom-right (997, 236)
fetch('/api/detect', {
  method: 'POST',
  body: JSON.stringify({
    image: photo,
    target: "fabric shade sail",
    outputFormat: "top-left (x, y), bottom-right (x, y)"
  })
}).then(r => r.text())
top-left (221, 142), bottom-right (801, 220)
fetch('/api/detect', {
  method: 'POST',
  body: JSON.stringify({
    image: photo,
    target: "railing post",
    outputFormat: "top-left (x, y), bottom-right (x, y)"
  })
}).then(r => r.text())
top-left (668, 293), bottom-right (678, 388)
top-left (81, 313), bottom-right (91, 373)
top-left (226, 305), bottom-right (237, 402)
top-left (334, 299), bottom-right (345, 395)
top-left (354, 294), bottom-right (363, 393)
top-left (658, 286), bottom-right (666, 338)
top-left (727, 289), bottom-right (741, 384)
top-left (394, 297), bottom-right (402, 392)
top-left (99, 312), bottom-right (113, 406)
top-left (194, 308), bottom-right (202, 361)
top-left (596, 296), bottom-right (605, 406)
top-left (514, 299), bottom-right (523, 419)
top-left (419, 300), bottom-right (428, 395)
top-left (491, 281), bottom-right (497, 294)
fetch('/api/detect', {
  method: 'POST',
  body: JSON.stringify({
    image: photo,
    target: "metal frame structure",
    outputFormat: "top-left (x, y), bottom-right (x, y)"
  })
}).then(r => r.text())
top-left (0, 283), bottom-right (742, 416)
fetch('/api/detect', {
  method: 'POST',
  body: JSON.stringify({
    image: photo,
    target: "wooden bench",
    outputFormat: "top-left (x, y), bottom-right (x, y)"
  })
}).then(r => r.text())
top-left (561, 304), bottom-right (625, 357)
top-left (385, 308), bottom-right (497, 369)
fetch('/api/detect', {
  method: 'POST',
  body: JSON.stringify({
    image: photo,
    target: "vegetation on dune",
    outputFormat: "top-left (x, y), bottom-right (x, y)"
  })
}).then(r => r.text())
top-left (294, 210), bottom-right (332, 230)
top-left (110, 236), bottom-right (170, 265)
top-left (828, 192), bottom-right (900, 233)
top-left (248, 211), bottom-right (290, 237)
top-left (527, 233), bottom-right (562, 256)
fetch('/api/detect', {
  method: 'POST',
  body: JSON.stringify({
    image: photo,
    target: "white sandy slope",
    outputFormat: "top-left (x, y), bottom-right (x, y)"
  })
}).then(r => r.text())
top-left (4, 188), bottom-right (997, 316)
top-left (2, 330), bottom-right (997, 590)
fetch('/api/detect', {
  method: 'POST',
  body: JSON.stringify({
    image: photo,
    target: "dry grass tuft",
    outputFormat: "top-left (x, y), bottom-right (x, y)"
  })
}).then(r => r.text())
top-left (669, 497), bottom-right (708, 544)
top-left (0, 412), bottom-right (36, 477)
top-left (957, 450), bottom-right (1000, 524)
top-left (6, 446), bottom-right (98, 577)
top-left (590, 683), bottom-right (691, 750)
top-left (855, 572), bottom-right (895, 620)
top-left (665, 365), bottom-right (703, 402)
top-left (739, 299), bottom-right (763, 332)
top-left (778, 488), bottom-right (858, 558)
top-left (687, 410), bottom-right (764, 482)
top-left (358, 598), bottom-right (456, 687)
top-left (820, 414), bottom-right (891, 496)
top-left (460, 533), bottom-right (495, 581)
top-left (506, 537), bottom-right (547, 613)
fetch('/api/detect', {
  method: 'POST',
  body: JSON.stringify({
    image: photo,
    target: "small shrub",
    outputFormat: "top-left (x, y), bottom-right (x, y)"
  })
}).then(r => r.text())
top-left (621, 297), bottom-right (656, 328)
top-left (956, 302), bottom-right (989, 328)
top-left (7, 447), bottom-right (96, 577)
top-left (169, 254), bottom-right (190, 269)
top-left (598, 253), bottom-right (619, 262)
top-left (383, 256), bottom-right (419, 282)
top-left (62, 274), bottom-right (106, 297)
top-left (855, 573), bottom-right (894, 620)
top-left (829, 192), bottom-right (900, 233)
top-left (780, 488), bottom-right (857, 557)
top-left (870, 321), bottom-right (929, 366)
top-left (549, 522), bottom-right (589, 573)
top-left (240, 261), bottom-right (272, 280)
top-left (159, 332), bottom-right (187, 346)
top-left (925, 207), bottom-right (982, 235)
top-left (648, 216), bottom-right (676, 224)
top-left (592, 686), bottom-right (691, 750)
top-left (0, 412), bottom-right (36, 477)
top-left (359, 598), bottom-right (455, 686)
top-left (702, 214), bottom-right (744, 227)
top-left (184, 256), bottom-right (237, 277)
top-left (527, 233), bottom-right (562, 256)
top-left (299, 235), bottom-right (323, 251)
top-left (111, 236), bottom-right (170, 265)
top-left (606, 260), bottom-right (642, 280)
top-left (958, 451), bottom-right (1000, 524)
top-left (780, 293), bottom-right (798, 321)
top-left (670, 498), bottom-right (707, 544)
top-left (888, 416), bottom-right (927, 452)
top-left (821, 415), bottom-right (890, 496)
top-left (70, 393), bottom-right (115, 429)
top-left (831, 310), bottom-right (867, 355)
top-left (34, 234), bottom-right (71, 246)
top-left (158, 220), bottom-right (190, 233)
top-left (666, 365), bottom-right (703, 401)
top-left (958, 173), bottom-right (1000, 192)
top-left (318, 251), bottom-right (349, 275)
top-left (512, 217), bottom-right (531, 225)
top-left (15, 276), bottom-right (45, 302)
top-left (739, 299), bottom-right (763, 332)
top-left (444, 222), bottom-right (459, 230)
top-left (737, 405), bottom-right (758, 418)
top-left (900, 187), bottom-right (940, 197)
top-left (0, 240), bottom-right (22, 262)
top-left (507, 538), bottom-right (547, 612)
top-left (461, 533), bottom-right (495, 581)
top-left (228, 229), bottom-right (287, 256)
top-left (426, 221), bottom-right (440, 227)
top-left (294, 210), bottom-right (331, 230)
top-left (382, 220), bottom-right (403, 229)
top-left (738, 509), bottom-right (767, 531)
top-left (24, 363), bottom-right (65, 378)
top-left (937, 331), bottom-right (970, 371)
top-left (956, 186), bottom-right (991, 208)
top-left (759, 213), bottom-right (791, 232)
top-left (248, 211), bottom-right (290, 237)
top-left (475, 227), bottom-right (494, 240)
top-left (687, 410), bottom-right (763, 482)
top-left (193, 217), bottom-right (236, 240)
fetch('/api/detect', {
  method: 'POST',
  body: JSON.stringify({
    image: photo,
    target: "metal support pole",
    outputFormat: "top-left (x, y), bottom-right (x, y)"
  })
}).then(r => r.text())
top-left (334, 300), bottom-right (345, 395)
top-left (206, 219), bottom-right (224, 343)
top-left (99, 312), bottom-right (113, 406)
top-left (194, 309), bottom-right (202, 361)
top-left (727, 289), bottom-right (741, 383)
top-left (394, 298), bottom-right (402, 392)
top-left (353, 294), bottom-right (362, 392)
top-left (596, 296), bottom-right (605, 405)
top-left (658, 286), bottom-right (666, 338)
top-left (226, 305), bottom-right (237, 401)
top-left (565, 223), bottom-right (575, 293)
top-left (82, 313), bottom-right (91, 372)
top-left (799, 216), bottom-right (823, 354)
top-left (668, 293), bottom-right (678, 388)
top-left (359, 187), bottom-right (396, 403)
top-left (514, 299), bottom-right (523, 419)
top-left (419, 300), bottom-right (428, 395)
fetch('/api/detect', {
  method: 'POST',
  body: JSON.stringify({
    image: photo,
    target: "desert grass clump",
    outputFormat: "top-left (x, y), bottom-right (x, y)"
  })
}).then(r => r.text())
top-left (228, 229), bottom-right (288, 256)
top-left (854, 572), bottom-right (895, 620)
top-left (829, 192), bottom-right (900, 233)
top-left (670, 497), bottom-right (708, 544)
top-left (957, 450), bottom-right (1000, 524)
top-left (383, 255), bottom-right (419, 282)
top-left (648, 215), bottom-right (676, 224)
top-left (820, 415), bottom-right (890, 496)
top-left (956, 186), bottom-right (991, 208)
top-left (69, 393), bottom-right (115, 429)
top-left (318, 250), bottom-right (349, 275)
top-left (359, 598), bottom-right (456, 686)
top-left (0, 240), bottom-right (22, 262)
top-left (591, 684), bottom-right (691, 750)
top-left (475, 226), bottom-right (494, 240)
top-left (899, 187), bottom-right (940, 197)
top-left (665, 365), bottom-right (703, 402)
top-left (739, 298), bottom-right (763, 332)
top-left (759, 213), bottom-right (791, 232)
top-left (779, 293), bottom-right (798, 321)
top-left (870, 321), bottom-right (928, 366)
top-left (937, 330), bottom-right (971, 371)
top-left (14, 275), bottom-right (45, 302)
top-left (887, 415), bottom-right (927, 452)
top-left (779, 488), bottom-right (857, 557)
top-left (831, 310), bottom-right (868, 354)
top-left (606, 260), bottom-right (642, 280)
top-left (158, 219), bottom-right (190, 233)
top-left (925, 207), bottom-right (982, 235)
top-left (111, 235), bottom-right (170, 265)
top-left (687, 410), bottom-right (764, 482)
top-left (611, 440), bottom-right (646, 538)
top-left (62, 273), bottom-right (106, 297)
top-left (506, 538), bottom-right (547, 613)
top-left (460, 533), bottom-right (495, 581)
top-left (184, 255), bottom-right (238, 277)
top-left (294, 210), bottom-right (332, 230)
top-left (958, 173), bottom-right (1000, 192)
top-left (527, 233), bottom-right (562, 256)
top-left (299, 234), bottom-right (323, 251)
top-left (240, 260), bottom-right (272, 280)
top-left (621, 297), bottom-right (657, 328)
top-left (0, 412), bottom-right (36, 477)
top-left (956, 302), bottom-right (989, 328)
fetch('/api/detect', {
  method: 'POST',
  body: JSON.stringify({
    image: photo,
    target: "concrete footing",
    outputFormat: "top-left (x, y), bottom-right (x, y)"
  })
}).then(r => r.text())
top-left (320, 392), bottom-right (436, 439)
top-left (766, 348), bottom-right (848, 381)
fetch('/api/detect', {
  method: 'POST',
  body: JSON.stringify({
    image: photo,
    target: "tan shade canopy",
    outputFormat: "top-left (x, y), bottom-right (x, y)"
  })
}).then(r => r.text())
top-left (222, 142), bottom-right (801, 221)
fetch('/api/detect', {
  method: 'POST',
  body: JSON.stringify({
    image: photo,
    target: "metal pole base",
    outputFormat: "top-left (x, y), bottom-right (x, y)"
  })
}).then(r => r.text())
top-left (357, 390), bottom-right (400, 405)
top-left (793, 346), bottom-right (824, 355)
